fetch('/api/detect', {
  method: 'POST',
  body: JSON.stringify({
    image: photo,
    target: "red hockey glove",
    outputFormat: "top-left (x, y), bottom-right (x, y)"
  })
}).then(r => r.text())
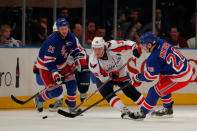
top-left (52, 71), bottom-right (63, 85)
top-left (109, 71), bottom-right (120, 80)
top-left (133, 42), bottom-right (142, 58)
top-left (131, 74), bottom-right (142, 87)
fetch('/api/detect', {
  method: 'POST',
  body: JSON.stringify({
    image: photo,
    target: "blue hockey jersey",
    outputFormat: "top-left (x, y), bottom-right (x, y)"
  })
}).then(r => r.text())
top-left (36, 31), bottom-right (85, 72)
top-left (138, 39), bottom-right (192, 82)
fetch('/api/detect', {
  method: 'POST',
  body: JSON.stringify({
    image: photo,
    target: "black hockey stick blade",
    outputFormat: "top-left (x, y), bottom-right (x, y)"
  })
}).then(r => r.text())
top-left (57, 109), bottom-right (79, 118)
top-left (11, 95), bottom-right (26, 104)
top-left (11, 93), bottom-right (38, 105)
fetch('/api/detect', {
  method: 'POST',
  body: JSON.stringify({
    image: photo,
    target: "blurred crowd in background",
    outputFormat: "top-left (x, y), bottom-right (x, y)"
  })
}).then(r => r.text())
top-left (0, 0), bottom-right (196, 48)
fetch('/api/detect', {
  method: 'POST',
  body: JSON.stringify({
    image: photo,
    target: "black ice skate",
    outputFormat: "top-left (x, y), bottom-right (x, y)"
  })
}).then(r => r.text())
top-left (49, 98), bottom-right (63, 112)
top-left (68, 106), bottom-right (82, 114)
top-left (151, 101), bottom-right (174, 118)
top-left (80, 93), bottom-right (87, 102)
top-left (65, 99), bottom-right (82, 115)
top-left (34, 94), bottom-right (43, 112)
top-left (129, 108), bottom-right (146, 120)
top-left (121, 107), bottom-right (132, 119)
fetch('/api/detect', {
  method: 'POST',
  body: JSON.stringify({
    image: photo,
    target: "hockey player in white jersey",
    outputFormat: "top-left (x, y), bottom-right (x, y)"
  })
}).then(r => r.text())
top-left (89, 37), bottom-right (145, 119)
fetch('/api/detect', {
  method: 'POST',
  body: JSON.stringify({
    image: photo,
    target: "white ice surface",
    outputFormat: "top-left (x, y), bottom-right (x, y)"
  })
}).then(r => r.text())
top-left (0, 106), bottom-right (197, 131)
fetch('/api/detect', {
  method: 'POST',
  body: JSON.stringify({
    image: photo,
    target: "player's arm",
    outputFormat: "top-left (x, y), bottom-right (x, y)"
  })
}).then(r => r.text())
top-left (70, 36), bottom-right (89, 72)
top-left (107, 40), bottom-right (142, 58)
top-left (137, 70), bottom-right (159, 82)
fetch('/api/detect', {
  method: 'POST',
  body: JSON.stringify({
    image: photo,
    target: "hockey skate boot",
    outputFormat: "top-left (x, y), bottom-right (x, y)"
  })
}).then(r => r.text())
top-left (129, 108), bottom-right (146, 120)
top-left (34, 94), bottom-right (43, 112)
top-left (65, 99), bottom-right (82, 115)
top-left (68, 106), bottom-right (82, 114)
top-left (151, 101), bottom-right (174, 118)
top-left (49, 98), bottom-right (63, 112)
top-left (80, 93), bottom-right (87, 102)
top-left (121, 107), bottom-right (132, 119)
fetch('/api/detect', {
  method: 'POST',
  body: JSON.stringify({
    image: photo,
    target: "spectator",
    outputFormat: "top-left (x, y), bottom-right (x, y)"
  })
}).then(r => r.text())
top-left (85, 21), bottom-right (96, 47)
top-left (60, 8), bottom-right (70, 20)
top-left (0, 24), bottom-right (22, 47)
top-left (31, 16), bottom-right (48, 45)
top-left (106, 26), bottom-right (123, 41)
top-left (187, 37), bottom-right (196, 48)
top-left (183, 13), bottom-right (196, 40)
top-left (154, 27), bottom-right (160, 39)
top-left (39, 17), bottom-right (48, 40)
top-left (95, 26), bottom-right (106, 38)
top-left (126, 27), bottom-right (140, 42)
top-left (140, 9), bottom-right (169, 38)
top-left (165, 27), bottom-right (188, 48)
top-left (122, 9), bottom-right (142, 39)
top-left (118, 11), bottom-right (127, 26)
top-left (71, 23), bottom-right (82, 43)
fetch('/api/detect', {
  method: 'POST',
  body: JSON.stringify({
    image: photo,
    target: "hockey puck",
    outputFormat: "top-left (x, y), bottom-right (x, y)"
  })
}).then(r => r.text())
top-left (42, 115), bottom-right (48, 119)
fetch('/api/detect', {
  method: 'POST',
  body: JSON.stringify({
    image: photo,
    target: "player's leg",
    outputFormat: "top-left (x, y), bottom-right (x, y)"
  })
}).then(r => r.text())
top-left (64, 79), bottom-right (80, 113)
top-left (151, 75), bottom-right (192, 117)
top-left (151, 94), bottom-right (174, 117)
top-left (75, 70), bottom-right (90, 102)
top-left (35, 69), bottom-right (63, 112)
top-left (117, 75), bottom-right (145, 106)
top-left (96, 78), bottom-right (131, 119)
top-left (49, 90), bottom-right (64, 112)
top-left (49, 65), bottom-right (76, 112)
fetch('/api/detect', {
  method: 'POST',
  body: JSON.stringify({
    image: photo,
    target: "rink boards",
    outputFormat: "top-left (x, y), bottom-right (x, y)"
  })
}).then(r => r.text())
top-left (0, 47), bottom-right (196, 109)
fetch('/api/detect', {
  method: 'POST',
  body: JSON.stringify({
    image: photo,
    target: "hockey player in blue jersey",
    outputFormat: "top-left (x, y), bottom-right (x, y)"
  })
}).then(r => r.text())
top-left (34, 18), bottom-right (87, 113)
top-left (48, 23), bottom-right (90, 112)
top-left (129, 32), bottom-right (193, 119)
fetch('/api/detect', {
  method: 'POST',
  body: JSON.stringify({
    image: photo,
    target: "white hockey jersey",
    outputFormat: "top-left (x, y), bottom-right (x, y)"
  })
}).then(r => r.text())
top-left (89, 40), bottom-right (138, 83)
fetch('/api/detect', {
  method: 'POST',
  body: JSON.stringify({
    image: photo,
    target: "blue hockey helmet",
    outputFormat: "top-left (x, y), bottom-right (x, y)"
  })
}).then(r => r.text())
top-left (56, 18), bottom-right (69, 27)
top-left (140, 32), bottom-right (157, 45)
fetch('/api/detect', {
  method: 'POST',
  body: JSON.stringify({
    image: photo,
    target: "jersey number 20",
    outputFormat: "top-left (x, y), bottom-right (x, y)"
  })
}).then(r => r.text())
top-left (166, 47), bottom-right (185, 72)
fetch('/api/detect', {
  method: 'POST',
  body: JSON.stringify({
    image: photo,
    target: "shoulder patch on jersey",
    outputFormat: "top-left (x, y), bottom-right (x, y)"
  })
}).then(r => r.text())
top-left (48, 45), bottom-right (55, 53)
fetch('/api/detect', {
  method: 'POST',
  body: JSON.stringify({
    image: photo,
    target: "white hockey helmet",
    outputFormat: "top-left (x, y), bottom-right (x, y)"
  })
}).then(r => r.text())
top-left (53, 22), bottom-right (58, 32)
top-left (92, 37), bottom-right (105, 48)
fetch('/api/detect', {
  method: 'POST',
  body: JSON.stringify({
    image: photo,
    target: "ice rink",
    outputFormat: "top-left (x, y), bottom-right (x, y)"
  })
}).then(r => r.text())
top-left (0, 106), bottom-right (197, 131)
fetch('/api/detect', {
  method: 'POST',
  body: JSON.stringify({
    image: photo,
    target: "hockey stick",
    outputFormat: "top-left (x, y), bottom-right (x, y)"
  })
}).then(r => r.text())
top-left (58, 80), bottom-right (132, 118)
top-left (11, 68), bottom-right (78, 105)
top-left (70, 57), bottom-right (133, 113)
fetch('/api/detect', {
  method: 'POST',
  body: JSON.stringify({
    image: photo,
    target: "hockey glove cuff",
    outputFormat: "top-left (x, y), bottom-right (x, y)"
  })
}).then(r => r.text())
top-left (132, 74), bottom-right (142, 87)
top-left (52, 71), bottom-right (63, 85)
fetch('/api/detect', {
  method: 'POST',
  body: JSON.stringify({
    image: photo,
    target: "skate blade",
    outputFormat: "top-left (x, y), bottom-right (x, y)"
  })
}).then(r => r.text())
top-left (49, 107), bottom-right (62, 112)
top-left (151, 114), bottom-right (173, 119)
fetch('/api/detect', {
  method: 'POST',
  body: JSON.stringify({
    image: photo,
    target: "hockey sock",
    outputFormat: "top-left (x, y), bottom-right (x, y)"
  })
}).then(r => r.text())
top-left (39, 86), bottom-right (63, 102)
top-left (160, 94), bottom-right (172, 108)
top-left (109, 96), bottom-right (129, 113)
top-left (109, 96), bottom-right (127, 112)
top-left (134, 95), bottom-right (145, 106)
top-left (141, 86), bottom-right (159, 114)
top-left (65, 80), bottom-right (77, 108)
